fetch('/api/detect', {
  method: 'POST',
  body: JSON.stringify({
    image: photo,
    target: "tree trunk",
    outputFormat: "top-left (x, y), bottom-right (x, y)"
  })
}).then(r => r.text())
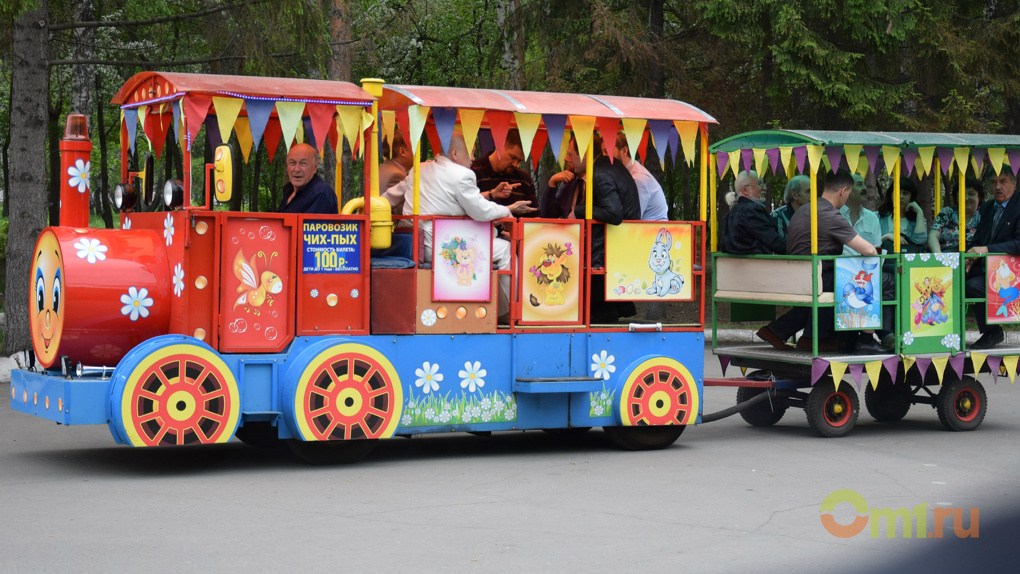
top-left (71, 0), bottom-right (95, 135)
top-left (47, 98), bottom-right (62, 226)
top-left (327, 0), bottom-right (352, 201)
top-left (95, 74), bottom-right (113, 228)
top-left (641, 0), bottom-right (664, 98)
top-left (5, 2), bottom-right (50, 355)
top-left (497, 0), bottom-right (526, 90)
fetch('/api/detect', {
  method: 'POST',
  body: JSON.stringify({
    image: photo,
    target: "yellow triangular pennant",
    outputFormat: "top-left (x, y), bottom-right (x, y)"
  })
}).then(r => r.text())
top-left (753, 148), bottom-right (768, 177)
top-left (931, 356), bottom-right (949, 385)
top-left (740, 366), bottom-right (748, 376)
top-left (234, 116), bottom-right (253, 164)
top-left (988, 148), bottom-right (1006, 175)
top-left (918, 147), bottom-right (935, 177)
top-left (275, 101), bottom-right (305, 152)
top-left (971, 156), bottom-right (981, 177)
top-left (675, 121), bottom-right (699, 166)
top-left (514, 112), bottom-right (542, 160)
top-left (728, 150), bottom-right (741, 179)
top-left (1004, 355), bottom-right (1019, 383)
top-left (779, 146), bottom-right (794, 175)
top-left (568, 115), bottom-right (597, 158)
top-left (806, 145), bottom-right (824, 175)
top-left (821, 153), bottom-right (832, 174)
top-left (946, 159), bottom-right (955, 179)
top-left (212, 97), bottom-right (243, 147)
top-left (336, 105), bottom-right (362, 151)
top-left (881, 146), bottom-right (900, 177)
top-left (621, 118), bottom-right (646, 160)
top-left (865, 360), bottom-right (884, 391)
top-left (381, 110), bottom-right (395, 158)
top-left (295, 117), bottom-right (305, 145)
top-left (954, 147), bottom-right (970, 175)
top-left (407, 104), bottom-right (430, 158)
top-left (359, 109), bottom-right (375, 158)
top-left (901, 355), bottom-right (916, 374)
top-left (459, 108), bottom-right (485, 157)
top-left (844, 145), bottom-right (863, 174)
top-left (970, 352), bottom-right (987, 375)
top-left (830, 361), bottom-right (848, 392)
top-left (915, 154), bottom-right (927, 178)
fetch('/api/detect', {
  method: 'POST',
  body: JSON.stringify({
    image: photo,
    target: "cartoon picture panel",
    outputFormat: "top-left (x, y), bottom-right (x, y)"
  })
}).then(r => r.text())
top-left (605, 223), bottom-right (693, 301)
top-left (432, 218), bottom-right (492, 302)
top-left (835, 256), bottom-right (882, 331)
top-left (899, 253), bottom-right (962, 354)
top-left (521, 222), bottom-right (582, 324)
top-left (986, 255), bottom-right (1020, 325)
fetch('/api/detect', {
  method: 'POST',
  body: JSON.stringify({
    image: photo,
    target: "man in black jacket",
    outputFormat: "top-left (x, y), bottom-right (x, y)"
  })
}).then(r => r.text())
top-left (720, 171), bottom-right (787, 254)
top-left (966, 170), bottom-right (1020, 349)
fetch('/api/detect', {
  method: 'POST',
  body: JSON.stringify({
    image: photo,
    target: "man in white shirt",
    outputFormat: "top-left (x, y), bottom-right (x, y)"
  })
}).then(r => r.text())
top-left (612, 132), bottom-right (668, 220)
top-left (394, 130), bottom-right (536, 316)
top-left (840, 173), bottom-right (882, 255)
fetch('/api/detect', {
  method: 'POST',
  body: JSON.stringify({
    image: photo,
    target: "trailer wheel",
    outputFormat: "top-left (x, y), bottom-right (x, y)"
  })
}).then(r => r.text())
top-left (805, 380), bottom-right (859, 438)
top-left (936, 377), bottom-right (986, 432)
top-left (284, 438), bottom-right (377, 465)
top-left (864, 382), bottom-right (912, 422)
top-left (603, 425), bottom-right (685, 450)
top-left (113, 340), bottom-right (240, 447)
top-left (736, 387), bottom-right (787, 427)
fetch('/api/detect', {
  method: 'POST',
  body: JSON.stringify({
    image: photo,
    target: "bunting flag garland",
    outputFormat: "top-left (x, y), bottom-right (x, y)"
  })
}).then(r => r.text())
top-left (636, 129), bottom-right (650, 165)
top-left (275, 101), bottom-right (305, 153)
top-left (137, 105), bottom-right (151, 152)
top-left (811, 358), bottom-right (830, 386)
top-left (675, 121), bottom-right (699, 166)
top-left (830, 361), bottom-right (848, 392)
top-left (918, 147), bottom-right (936, 177)
top-left (728, 150), bottom-right (741, 179)
top-left (381, 110), bottom-right (396, 157)
top-left (931, 356), bottom-right (949, 385)
top-left (360, 109), bottom-right (375, 158)
top-left (529, 129), bottom-right (548, 172)
top-left (881, 146), bottom-right (900, 176)
top-left (667, 126), bottom-right (680, 164)
top-left (558, 128), bottom-right (572, 169)
top-left (914, 155), bottom-right (926, 178)
top-left (753, 148), bottom-right (767, 177)
top-left (716, 151), bottom-right (730, 179)
top-left (621, 118), bottom-right (646, 160)
top-left (204, 114), bottom-right (222, 150)
top-left (336, 106), bottom-right (363, 154)
top-left (779, 146), bottom-right (794, 176)
top-left (306, 103), bottom-right (336, 155)
top-left (988, 148), bottom-right (1006, 175)
top-left (821, 154), bottom-right (832, 174)
top-left (244, 99), bottom-right (274, 153)
top-left (882, 356), bottom-right (900, 384)
top-left (740, 148), bottom-right (753, 174)
top-left (740, 366), bottom-right (748, 376)
top-left (986, 355), bottom-right (1002, 383)
top-left (848, 362), bottom-right (865, 390)
top-left (902, 148), bottom-right (919, 176)
top-left (406, 104), bottom-right (430, 158)
top-left (914, 356), bottom-right (932, 379)
top-left (970, 351), bottom-right (987, 375)
top-left (487, 110), bottom-right (514, 158)
top-left (234, 116), bottom-right (253, 164)
top-left (865, 360), bottom-right (884, 391)
top-left (263, 118), bottom-right (283, 163)
top-left (826, 146), bottom-right (843, 173)
top-left (843, 145), bottom-right (862, 174)
top-left (328, 116), bottom-right (340, 157)
top-left (423, 122), bottom-right (441, 159)
top-left (1004, 355), bottom-right (1018, 383)
top-left (766, 148), bottom-right (780, 175)
top-left (794, 145), bottom-right (807, 175)
top-left (183, 94), bottom-right (212, 152)
top-left (143, 107), bottom-right (170, 160)
top-left (718, 355), bottom-right (730, 377)
top-left (597, 117), bottom-right (620, 163)
top-left (936, 147), bottom-right (954, 175)
top-left (953, 147), bottom-right (970, 176)
top-left (514, 112), bottom-right (542, 161)
top-left (948, 353), bottom-right (966, 381)
top-left (647, 119), bottom-right (672, 167)
top-left (569, 115), bottom-right (597, 160)
top-left (1009, 150), bottom-right (1020, 177)
top-left (123, 108), bottom-right (139, 155)
top-left (432, 108), bottom-right (458, 155)
top-left (806, 145), bottom-right (824, 175)
top-left (394, 108), bottom-right (413, 155)
top-left (212, 97), bottom-right (243, 150)
top-left (543, 114), bottom-right (568, 164)
top-left (972, 147), bottom-right (987, 176)
top-left (863, 146), bottom-right (881, 175)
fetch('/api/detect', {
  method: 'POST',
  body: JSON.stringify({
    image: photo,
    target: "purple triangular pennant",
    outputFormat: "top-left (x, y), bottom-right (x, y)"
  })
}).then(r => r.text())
top-left (245, 99), bottom-right (275, 153)
top-left (937, 147), bottom-right (954, 175)
top-left (903, 148), bottom-right (919, 176)
top-left (766, 148), bottom-right (780, 175)
top-left (973, 148), bottom-right (987, 175)
top-left (647, 119), bottom-right (672, 168)
top-left (432, 107), bottom-right (457, 155)
top-left (863, 146), bottom-right (880, 175)
top-left (826, 146), bottom-right (843, 173)
top-left (1008, 149), bottom-right (1020, 177)
top-left (740, 148), bottom-right (754, 174)
top-left (914, 356), bottom-right (932, 379)
top-left (794, 146), bottom-right (807, 174)
top-left (949, 353), bottom-right (965, 380)
top-left (848, 363), bottom-right (865, 390)
top-left (987, 355), bottom-right (1002, 384)
top-left (668, 125), bottom-right (680, 163)
top-left (718, 355), bottom-right (730, 377)
top-left (124, 108), bottom-right (138, 156)
top-left (811, 358), bottom-right (830, 386)
top-left (205, 114), bottom-right (222, 150)
top-left (716, 151), bottom-right (729, 179)
top-left (543, 114), bottom-right (567, 163)
top-left (882, 356), bottom-right (900, 384)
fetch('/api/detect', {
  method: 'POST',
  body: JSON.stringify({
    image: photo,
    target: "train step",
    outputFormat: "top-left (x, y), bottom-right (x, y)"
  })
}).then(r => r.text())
top-left (514, 377), bottom-right (605, 393)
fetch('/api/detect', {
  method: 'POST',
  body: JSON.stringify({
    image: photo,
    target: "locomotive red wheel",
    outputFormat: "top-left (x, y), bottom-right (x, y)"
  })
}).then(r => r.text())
top-left (618, 357), bottom-right (699, 426)
top-left (119, 344), bottom-right (239, 446)
top-left (293, 344), bottom-right (402, 441)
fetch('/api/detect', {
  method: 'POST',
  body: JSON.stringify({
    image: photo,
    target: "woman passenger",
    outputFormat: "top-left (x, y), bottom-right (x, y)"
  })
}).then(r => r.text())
top-left (927, 177), bottom-right (984, 253)
top-left (878, 178), bottom-right (927, 251)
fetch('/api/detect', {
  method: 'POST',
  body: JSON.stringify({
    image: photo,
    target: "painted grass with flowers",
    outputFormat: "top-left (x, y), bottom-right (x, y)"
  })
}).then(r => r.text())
top-left (589, 382), bottom-right (615, 417)
top-left (400, 390), bottom-right (518, 427)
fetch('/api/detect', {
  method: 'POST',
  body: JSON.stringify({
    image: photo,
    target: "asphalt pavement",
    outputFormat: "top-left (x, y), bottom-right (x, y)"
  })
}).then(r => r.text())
top-left (1, 346), bottom-right (1017, 573)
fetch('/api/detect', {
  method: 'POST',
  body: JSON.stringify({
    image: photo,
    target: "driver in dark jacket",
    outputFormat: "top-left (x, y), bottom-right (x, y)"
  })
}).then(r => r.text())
top-left (720, 170), bottom-right (787, 254)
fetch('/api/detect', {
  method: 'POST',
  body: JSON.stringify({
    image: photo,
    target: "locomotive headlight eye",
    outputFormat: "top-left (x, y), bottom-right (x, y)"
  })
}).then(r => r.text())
top-left (114, 183), bottom-right (136, 211)
top-left (163, 179), bottom-right (184, 209)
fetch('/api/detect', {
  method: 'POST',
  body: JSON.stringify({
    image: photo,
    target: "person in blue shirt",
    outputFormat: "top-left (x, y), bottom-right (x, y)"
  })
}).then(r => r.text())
top-left (278, 143), bottom-right (338, 214)
top-left (877, 178), bottom-right (927, 250)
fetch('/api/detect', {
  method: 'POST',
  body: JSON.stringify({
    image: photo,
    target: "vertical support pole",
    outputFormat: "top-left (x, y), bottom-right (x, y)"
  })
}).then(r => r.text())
top-left (699, 125), bottom-right (708, 222)
top-left (412, 141), bottom-right (421, 215)
top-left (934, 157), bottom-right (942, 215)
top-left (959, 168), bottom-right (967, 252)
top-left (893, 158), bottom-right (902, 254)
top-left (585, 140), bottom-right (594, 220)
top-left (710, 154), bottom-right (718, 252)
top-left (810, 164), bottom-right (818, 255)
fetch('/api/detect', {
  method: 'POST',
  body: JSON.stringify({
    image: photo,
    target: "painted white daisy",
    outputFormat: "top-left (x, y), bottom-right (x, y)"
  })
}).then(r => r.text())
top-left (163, 213), bottom-right (175, 246)
top-left (310, 289), bottom-right (319, 298)
top-left (401, 413), bottom-right (413, 426)
top-left (67, 158), bottom-right (90, 193)
top-left (120, 286), bottom-right (153, 321)
top-left (414, 362), bottom-right (443, 394)
top-left (73, 238), bottom-right (107, 264)
top-left (172, 263), bottom-right (185, 297)
top-left (421, 309), bottom-right (437, 327)
top-left (902, 331), bottom-right (915, 346)
top-left (121, 217), bottom-right (132, 230)
top-left (591, 350), bottom-right (616, 380)
top-left (459, 361), bottom-right (486, 392)
top-left (350, 289), bottom-right (359, 299)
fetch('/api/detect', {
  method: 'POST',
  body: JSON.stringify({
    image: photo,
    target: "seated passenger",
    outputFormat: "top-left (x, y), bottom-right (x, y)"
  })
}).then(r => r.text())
top-left (278, 143), bottom-right (338, 214)
top-left (396, 129), bottom-right (536, 317)
top-left (380, 131), bottom-right (414, 213)
top-left (878, 178), bottom-right (927, 251)
top-left (755, 170), bottom-right (886, 354)
top-left (612, 132), bottom-right (668, 221)
top-left (771, 175), bottom-right (810, 242)
top-left (928, 177), bottom-right (983, 253)
top-left (841, 174), bottom-right (882, 255)
top-left (720, 170), bottom-right (786, 254)
top-left (471, 129), bottom-right (539, 215)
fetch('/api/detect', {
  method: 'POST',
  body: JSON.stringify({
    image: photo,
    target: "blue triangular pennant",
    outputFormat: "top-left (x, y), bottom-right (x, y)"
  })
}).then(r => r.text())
top-left (432, 107), bottom-right (457, 155)
top-left (544, 114), bottom-right (568, 163)
top-left (647, 119), bottom-right (672, 167)
top-left (171, 99), bottom-right (181, 142)
top-left (245, 99), bottom-right (275, 153)
top-left (124, 108), bottom-right (138, 156)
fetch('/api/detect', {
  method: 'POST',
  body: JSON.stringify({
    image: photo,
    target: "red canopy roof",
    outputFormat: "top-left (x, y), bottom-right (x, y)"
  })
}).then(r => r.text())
top-left (111, 72), bottom-right (374, 108)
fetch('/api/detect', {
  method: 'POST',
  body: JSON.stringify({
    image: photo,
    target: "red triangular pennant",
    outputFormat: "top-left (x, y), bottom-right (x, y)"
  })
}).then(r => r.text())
top-left (306, 103), bottom-right (335, 155)
top-left (424, 122), bottom-right (441, 159)
top-left (530, 129), bottom-right (549, 172)
top-left (263, 118), bottom-right (282, 163)
top-left (637, 129), bottom-right (650, 164)
top-left (487, 110), bottom-right (514, 158)
top-left (144, 110), bottom-right (171, 160)
top-left (596, 117), bottom-right (620, 163)
top-left (395, 108), bottom-right (412, 155)
top-left (183, 94), bottom-right (212, 151)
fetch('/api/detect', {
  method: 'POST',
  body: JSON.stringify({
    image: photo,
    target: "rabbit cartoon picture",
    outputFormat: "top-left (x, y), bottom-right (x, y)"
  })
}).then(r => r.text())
top-left (646, 228), bottom-right (684, 297)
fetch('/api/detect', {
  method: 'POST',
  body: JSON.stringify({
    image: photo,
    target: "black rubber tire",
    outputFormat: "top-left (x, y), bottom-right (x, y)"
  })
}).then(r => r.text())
top-left (805, 380), bottom-right (859, 438)
top-left (542, 427), bottom-right (593, 438)
top-left (233, 421), bottom-right (281, 448)
top-left (736, 387), bottom-right (787, 427)
top-left (603, 425), bottom-right (685, 450)
top-left (936, 377), bottom-right (986, 431)
top-left (864, 382), bottom-right (913, 422)
top-left (284, 439), bottom-right (377, 465)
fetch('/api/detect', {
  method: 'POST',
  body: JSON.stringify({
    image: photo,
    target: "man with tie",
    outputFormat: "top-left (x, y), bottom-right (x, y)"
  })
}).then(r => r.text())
top-left (965, 170), bottom-right (1020, 349)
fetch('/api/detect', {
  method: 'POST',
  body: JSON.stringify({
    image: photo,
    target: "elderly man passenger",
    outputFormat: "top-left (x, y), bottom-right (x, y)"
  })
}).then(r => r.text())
top-left (720, 170), bottom-right (786, 254)
top-left (771, 175), bottom-right (810, 241)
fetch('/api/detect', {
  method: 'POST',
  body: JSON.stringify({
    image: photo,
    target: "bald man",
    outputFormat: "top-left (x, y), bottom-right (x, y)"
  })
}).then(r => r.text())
top-left (278, 143), bottom-right (338, 214)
